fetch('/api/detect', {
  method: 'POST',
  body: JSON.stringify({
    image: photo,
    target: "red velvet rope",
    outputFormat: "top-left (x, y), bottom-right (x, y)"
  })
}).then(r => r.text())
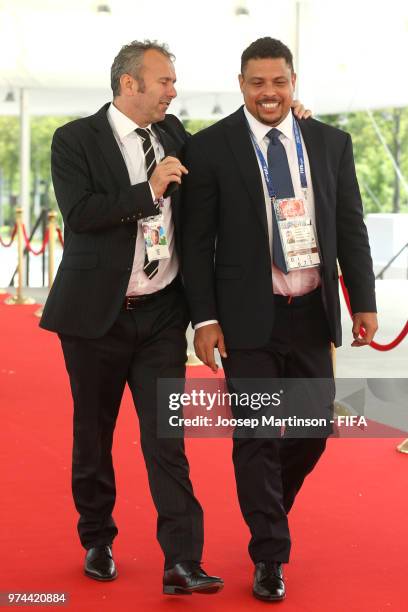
top-left (21, 224), bottom-right (49, 256)
top-left (56, 227), bottom-right (64, 247)
top-left (0, 224), bottom-right (17, 247)
top-left (339, 275), bottom-right (408, 351)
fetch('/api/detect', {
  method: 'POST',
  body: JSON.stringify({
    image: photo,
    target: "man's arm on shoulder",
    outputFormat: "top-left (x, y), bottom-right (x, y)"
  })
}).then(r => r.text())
top-left (51, 126), bottom-right (158, 233)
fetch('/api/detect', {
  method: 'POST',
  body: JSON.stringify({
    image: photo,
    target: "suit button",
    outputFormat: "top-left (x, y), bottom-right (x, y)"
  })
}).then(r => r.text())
top-left (138, 212), bottom-right (142, 218)
top-left (121, 218), bottom-right (124, 222)
top-left (127, 267), bottom-right (131, 271)
top-left (131, 234), bottom-right (136, 238)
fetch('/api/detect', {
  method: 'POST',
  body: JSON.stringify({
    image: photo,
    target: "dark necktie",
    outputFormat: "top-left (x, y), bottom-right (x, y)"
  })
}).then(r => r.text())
top-left (266, 128), bottom-right (295, 274)
top-left (135, 128), bottom-right (159, 279)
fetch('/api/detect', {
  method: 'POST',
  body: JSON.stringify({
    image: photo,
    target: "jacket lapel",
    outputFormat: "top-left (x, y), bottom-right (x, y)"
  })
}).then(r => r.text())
top-left (224, 107), bottom-right (269, 241)
top-left (297, 118), bottom-right (330, 260)
top-left (90, 103), bottom-right (131, 188)
top-left (152, 123), bottom-right (176, 157)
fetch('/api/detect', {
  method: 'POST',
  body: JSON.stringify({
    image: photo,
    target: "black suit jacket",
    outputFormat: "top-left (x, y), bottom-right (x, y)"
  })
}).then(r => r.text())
top-left (181, 106), bottom-right (376, 349)
top-left (40, 102), bottom-right (188, 338)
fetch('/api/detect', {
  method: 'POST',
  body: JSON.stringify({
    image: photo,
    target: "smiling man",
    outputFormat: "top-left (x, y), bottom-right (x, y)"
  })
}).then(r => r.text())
top-left (182, 37), bottom-right (378, 601)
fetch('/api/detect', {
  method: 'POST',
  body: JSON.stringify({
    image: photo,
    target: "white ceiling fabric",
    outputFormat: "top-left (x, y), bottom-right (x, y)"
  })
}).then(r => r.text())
top-left (0, 0), bottom-right (407, 117)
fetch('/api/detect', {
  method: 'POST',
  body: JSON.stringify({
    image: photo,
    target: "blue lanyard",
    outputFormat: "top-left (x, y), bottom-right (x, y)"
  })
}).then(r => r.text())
top-left (248, 118), bottom-right (308, 198)
top-left (292, 119), bottom-right (307, 190)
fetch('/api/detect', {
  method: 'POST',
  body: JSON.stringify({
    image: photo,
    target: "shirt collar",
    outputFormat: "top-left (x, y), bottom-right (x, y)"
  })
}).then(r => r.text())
top-left (107, 102), bottom-right (153, 141)
top-left (243, 105), bottom-right (294, 144)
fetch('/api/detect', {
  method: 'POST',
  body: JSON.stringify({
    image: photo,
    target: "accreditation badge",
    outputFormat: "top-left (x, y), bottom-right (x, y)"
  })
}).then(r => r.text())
top-left (273, 197), bottom-right (321, 271)
top-left (141, 213), bottom-right (170, 262)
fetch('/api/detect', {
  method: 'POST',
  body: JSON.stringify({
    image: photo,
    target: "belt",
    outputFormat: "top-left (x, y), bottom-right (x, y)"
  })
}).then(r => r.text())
top-left (123, 277), bottom-right (180, 310)
top-left (273, 286), bottom-right (321, 308)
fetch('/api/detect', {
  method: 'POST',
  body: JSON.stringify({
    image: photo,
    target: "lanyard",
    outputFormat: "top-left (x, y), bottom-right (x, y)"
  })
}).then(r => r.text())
top-left (292, 119), bottom-right (307, 190)
top-left (248, 118), bottom-right (308, 199)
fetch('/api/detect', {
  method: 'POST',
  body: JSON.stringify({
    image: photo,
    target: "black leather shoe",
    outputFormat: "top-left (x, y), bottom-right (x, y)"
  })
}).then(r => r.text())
top-left (84, 545), bottom-right (117, 581)
top-left (163, 561), bottom-right (224, 595)
top-left (253, 561), bottom-right (285, 601)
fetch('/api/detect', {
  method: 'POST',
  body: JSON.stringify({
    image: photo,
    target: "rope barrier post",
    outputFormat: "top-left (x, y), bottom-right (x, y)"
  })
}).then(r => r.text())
top-left (47, 211), bottom-right (57, 289)
top-left (34, 210), bottom-right (58, 318)
top-left (397, 439), bottom-right (408, 454)
top-left (4, 208), bottom-right (35, 306)
top-left (0, 222), bottom-right (18, 294)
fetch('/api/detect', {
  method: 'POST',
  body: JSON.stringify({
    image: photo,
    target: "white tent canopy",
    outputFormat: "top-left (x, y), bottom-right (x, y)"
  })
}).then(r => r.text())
top-left (1, 0), bottom-right (408, 117)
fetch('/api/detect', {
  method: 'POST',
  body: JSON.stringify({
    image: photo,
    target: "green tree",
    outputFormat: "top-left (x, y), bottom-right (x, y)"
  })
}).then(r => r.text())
top-left (182, 119), bottom-right (216, 134)
top-left (320, 107), bottom-right (408, 214)
top-left (0, 115), bottom-right (77, 228)
top-left (0, 117), bottom-right (19, 224)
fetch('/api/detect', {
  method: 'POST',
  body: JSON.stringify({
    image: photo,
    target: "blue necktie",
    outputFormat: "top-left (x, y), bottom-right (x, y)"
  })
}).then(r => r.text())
top-left (266, 128), bottom-right (295, 274)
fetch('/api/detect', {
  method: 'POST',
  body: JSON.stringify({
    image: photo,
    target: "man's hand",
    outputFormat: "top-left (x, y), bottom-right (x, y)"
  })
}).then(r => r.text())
top-left (351, 312), bottom-right (378, 347)
top-left (292, 99), bottom-right (312, 120)
top-left (194, 323), bottom-right (227, 373)
top-left (149, 156), bottom-right (188, 199)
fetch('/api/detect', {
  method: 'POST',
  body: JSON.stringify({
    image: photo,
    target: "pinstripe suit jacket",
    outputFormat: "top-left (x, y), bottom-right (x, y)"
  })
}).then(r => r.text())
top-left (40, 103), bottom-right (188, 338)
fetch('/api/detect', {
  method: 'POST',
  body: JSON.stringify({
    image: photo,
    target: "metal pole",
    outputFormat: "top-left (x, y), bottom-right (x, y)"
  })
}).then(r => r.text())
top-left (34, 210), bottom-right (57, 318)
top-left (293, 1), bottom-right (303, 102)
top-left (293, 1), bottom-right (315, 113)
top-left (5, 207), bottom-right (34, 305)
top-left (42, 208), bottom-right (47, 287)
top-left (48, 211), bottom-right (57, 289)
top-left (19, 88), bottom-right (31, 234)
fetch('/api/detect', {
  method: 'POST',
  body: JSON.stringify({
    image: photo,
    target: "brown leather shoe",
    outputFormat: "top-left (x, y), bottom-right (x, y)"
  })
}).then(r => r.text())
top-left (253, 561), bottom-right (285, 601)
top-left (163, 561), bottom-right (223, 595)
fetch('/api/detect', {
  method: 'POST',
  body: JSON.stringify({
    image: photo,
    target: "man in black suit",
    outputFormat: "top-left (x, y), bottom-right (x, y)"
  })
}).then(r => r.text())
top-left (181, 38), bottom-right (378, 601)
top-left (40, 40), bottom-right (223, 595)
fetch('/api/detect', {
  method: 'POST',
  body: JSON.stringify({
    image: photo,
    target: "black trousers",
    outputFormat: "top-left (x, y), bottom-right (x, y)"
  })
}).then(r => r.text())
top-left (59, 286), bottom-right (203, 567)
top-left (222, 289), bottom-right (334, 564)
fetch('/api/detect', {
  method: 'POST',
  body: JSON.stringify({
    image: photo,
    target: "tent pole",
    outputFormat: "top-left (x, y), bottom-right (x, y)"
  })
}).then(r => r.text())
top-left (19, 87), bottom-right (30, 234)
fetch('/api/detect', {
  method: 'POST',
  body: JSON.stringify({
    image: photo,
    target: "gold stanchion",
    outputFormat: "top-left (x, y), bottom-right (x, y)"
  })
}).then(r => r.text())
top-left (4, 208), bottom-right (35, 306)
top-left (397, 439), bottom-right (408, 454)
top-left (47, 211), bottom-right (57, 290)
top-left (35, 211), bottom-right (57, 318)
top-left (331, 342), bottom-right (336, 375)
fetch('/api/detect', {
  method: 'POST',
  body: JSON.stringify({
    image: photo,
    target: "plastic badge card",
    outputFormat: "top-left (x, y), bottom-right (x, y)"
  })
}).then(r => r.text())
top-left (142, 215), bottom-right (170, 262)
top-left (274, 197), bottom-right (321, 270)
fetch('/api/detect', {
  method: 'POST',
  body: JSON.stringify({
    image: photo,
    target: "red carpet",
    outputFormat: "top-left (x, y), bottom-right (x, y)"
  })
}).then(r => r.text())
top-left (1, 294), bottom-right (407, 611)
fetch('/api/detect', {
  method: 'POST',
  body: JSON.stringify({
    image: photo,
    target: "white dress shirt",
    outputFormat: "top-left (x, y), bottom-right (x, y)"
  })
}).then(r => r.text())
top-left (244, 105), bottom-right (321, 296)
top-left (107, 102), bottom-right (178, 296)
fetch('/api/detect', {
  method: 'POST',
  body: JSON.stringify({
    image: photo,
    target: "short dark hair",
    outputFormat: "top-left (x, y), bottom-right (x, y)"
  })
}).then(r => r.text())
top-left (241, 37), bottom-right (294, 74)
top-left (111, 40), bottom-right (175, 97)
